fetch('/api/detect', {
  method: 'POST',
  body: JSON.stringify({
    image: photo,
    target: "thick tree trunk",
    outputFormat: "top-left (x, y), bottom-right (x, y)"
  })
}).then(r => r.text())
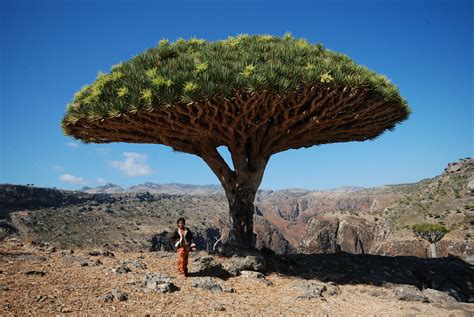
top-left (225, 186), bottom-right (257, 250)
top-left (200, 144), bottom-right (268, 254)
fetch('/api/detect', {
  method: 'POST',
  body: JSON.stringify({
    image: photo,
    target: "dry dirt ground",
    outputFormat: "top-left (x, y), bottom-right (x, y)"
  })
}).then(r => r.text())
top-left (1, 239), bottom-right (473, 316)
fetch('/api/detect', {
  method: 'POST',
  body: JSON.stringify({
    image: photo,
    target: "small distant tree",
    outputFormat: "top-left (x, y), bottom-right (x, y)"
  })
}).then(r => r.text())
top-left (412, 223), bottom-right (448, 258)
top-left (61, 34), bottom-right (411, 252)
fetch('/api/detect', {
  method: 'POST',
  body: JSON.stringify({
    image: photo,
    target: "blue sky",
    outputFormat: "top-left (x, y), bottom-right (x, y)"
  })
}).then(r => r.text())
top-left (1, 0), bottom-right (472, 191)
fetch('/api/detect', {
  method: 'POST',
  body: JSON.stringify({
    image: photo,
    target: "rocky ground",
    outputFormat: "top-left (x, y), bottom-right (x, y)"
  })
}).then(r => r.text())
top-left (1, 238), bottom-right (473, 316)
top-left (1, 159), bottom-right (472, 259)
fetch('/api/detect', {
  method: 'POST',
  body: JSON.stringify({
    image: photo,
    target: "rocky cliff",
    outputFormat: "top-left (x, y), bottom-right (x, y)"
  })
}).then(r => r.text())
top-left (1, 159), bottom-right (472, 260)
top-left (294, 158), bottom-right (473, 261)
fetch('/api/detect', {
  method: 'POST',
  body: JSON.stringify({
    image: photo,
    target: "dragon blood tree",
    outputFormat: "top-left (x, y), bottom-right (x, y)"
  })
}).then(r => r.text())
top-left (61, 34), bottom-right (411, 251)
top-left (412, 223), bottom-right (448, 258)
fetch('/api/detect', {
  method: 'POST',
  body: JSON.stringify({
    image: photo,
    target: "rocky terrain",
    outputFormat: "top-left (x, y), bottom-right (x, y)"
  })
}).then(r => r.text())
top-left (1, 158), bottom-right (473, 314)
top-left (1, 238), bottom-right (473, 315)
top-left (1, 158), bottom-right (472, 261)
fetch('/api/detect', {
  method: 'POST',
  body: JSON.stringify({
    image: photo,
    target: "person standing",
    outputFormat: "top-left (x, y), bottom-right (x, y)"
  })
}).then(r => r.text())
top-left (172, 218), bottom-right (196, 277)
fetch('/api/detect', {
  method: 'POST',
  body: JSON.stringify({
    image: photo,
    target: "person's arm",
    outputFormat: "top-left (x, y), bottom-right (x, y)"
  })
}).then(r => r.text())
top-left (188, 229), bottom-right (196, 250)
top-left (172, 229), bottom-right (181, 248)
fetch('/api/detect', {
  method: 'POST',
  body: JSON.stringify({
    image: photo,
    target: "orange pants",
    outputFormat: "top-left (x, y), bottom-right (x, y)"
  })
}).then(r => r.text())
top-left (177, 245), bottom-right (189, 276)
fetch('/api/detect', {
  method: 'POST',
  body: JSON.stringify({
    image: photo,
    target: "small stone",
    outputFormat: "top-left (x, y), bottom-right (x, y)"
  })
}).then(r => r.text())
top-left (394, 285), bottom-right (428, 303)
top-left (423, 288), bottom-right (458, 305)
top-left (324, 282), bottom-right (341, 296)
top-left (240, 270), bottom-right (265, 279)
top-left (46, 246), bottom-right (56, 253)
top-left (102, 250), bottom-right (115, 257)
top-left (121, 259), bottom-right (146, 270)
top-left (113, 265), bottom-right (131, 274)
top-left (126, 279), bottom-right (138, 285)
top-left (112, 289), bottom-right (128, 301)
top-left (34, 295), bottom-right (47, 303)
top-left (145, 273), bottom-right (178, 293)
top-left (59, 306), bottom-right (72, 313)
top-left (190, 277), bottom-right (222, 292)
top-left (213, 304), bottom-right (226, 312)
top-left (24, 270), bottom-right (46, 276)
top-left (102, 293), bottom-right (115, 302)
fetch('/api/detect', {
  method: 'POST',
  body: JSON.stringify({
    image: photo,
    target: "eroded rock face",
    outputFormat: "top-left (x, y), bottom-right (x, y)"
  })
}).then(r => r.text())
top-left (254, 216), bottom-right (295, 254)
top-left (372, 240), bottom-right (429, 258)
top-left (299, 215), bottom-right (374, 254)
top-left (436, 239), bottom-right (474, 258)
top-left (299, 216), bottom-right (340, 253)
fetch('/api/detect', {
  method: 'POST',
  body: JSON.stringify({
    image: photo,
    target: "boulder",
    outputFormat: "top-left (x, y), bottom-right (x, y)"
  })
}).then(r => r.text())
top-left (144, 273), bottom-right (178, 293)
top-left (240, 270), bottom-right (273, 286)
top-left (221, 252), bottom-right (266, 276)
top-left (190, 277), bottom-right (222, 292)
top-left (291, 280), bottom-right (341, 300)
top-left (102, 289), bottom-right (128, 302)
top-left (111, 289), bottom-right (128, 301)
top-left (423, 288), bottom-right (458, 305)
top-left (468, 179), bottom-right (474, 192)
top-left (394, 285), bottom-right (428, 302)
top-left (120, 259), bottom-right (147, 270)
top-left (191, 256), bottom-right (230, 278)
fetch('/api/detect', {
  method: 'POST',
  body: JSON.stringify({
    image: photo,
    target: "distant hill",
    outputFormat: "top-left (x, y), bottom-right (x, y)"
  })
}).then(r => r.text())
top-left (80, 182), bottom-right (223, 195)
top-left (81, 183), bottom-right (125, 194)
top-left (1, 158), bottom-right (472, 260)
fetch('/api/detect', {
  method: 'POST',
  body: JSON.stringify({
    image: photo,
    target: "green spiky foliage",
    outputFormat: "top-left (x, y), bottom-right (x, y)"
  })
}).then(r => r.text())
top-left (412, 223), bottom-right (448, 244)
top-left (62, 33), bottom-right (409, 128)
top-left (61, 34), bottom-right (411, 250)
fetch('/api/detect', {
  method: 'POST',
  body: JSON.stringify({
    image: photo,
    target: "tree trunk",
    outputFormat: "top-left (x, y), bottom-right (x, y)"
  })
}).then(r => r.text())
top-left (225, 186), bottom-right (257, 250)
top-left (429, 242), bottom-right (437, 258)
top-left (200, 143), bottom-right (268, 254)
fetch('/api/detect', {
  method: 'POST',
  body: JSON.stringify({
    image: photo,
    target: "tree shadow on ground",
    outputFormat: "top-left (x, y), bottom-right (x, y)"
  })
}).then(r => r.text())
top-left (264, 252), bottom-right (474, 302)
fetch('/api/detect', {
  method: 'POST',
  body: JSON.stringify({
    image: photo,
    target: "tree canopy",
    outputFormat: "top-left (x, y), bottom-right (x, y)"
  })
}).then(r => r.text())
top-left (61, 34), bottom-right (410, 157)
top-left (412, 223), bottom-right (448, 244)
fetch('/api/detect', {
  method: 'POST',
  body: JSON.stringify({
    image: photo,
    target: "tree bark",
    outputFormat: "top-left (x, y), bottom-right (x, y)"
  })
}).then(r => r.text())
top-left (225, 185), bottom-right (258, 250)
top-left (200, 143), bottom-right (268, 253)
top-left (429, 243), bottom-right (437, 258)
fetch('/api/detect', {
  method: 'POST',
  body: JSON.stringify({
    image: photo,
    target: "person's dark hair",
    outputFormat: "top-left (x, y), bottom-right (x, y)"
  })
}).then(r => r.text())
top-left (177, 217), bottom-right (186, 225)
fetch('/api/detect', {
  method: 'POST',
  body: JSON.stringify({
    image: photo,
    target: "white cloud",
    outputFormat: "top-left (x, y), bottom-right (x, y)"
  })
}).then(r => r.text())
top-left (109, 152), bottom-right (152, 177)
top-left (97, 177), bottom-right (107, 184)
top-left (66, 142), bottom-right (79, 148)
top-left (59, 174), bottom-right (88, 185)
top-left (52, 165), bottom-right (64, 172)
